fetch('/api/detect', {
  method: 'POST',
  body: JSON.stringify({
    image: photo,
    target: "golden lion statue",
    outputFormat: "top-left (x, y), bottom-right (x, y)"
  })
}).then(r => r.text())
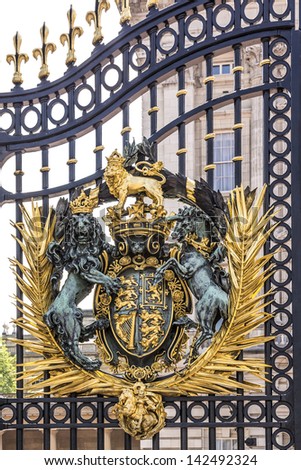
top-left (104, 150), bottom-right (166, 211)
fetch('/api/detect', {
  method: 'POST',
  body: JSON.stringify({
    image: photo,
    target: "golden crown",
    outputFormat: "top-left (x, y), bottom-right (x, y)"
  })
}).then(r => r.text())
top-left (69, 187), bottom-right (99, 214)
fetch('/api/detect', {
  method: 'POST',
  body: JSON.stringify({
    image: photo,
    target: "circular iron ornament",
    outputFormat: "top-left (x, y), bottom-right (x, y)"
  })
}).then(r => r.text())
top-left (0, 108), bottom-right (15, 134)
top-left (74, 84), bottom-right (95, 112)
top-left (269, 61), bottom-right (290, 82)
top-left (50, 403), bottom-right (71, 423)
top-left (269, 159), bottom-right (291, 180)
top-left (104, 403), bottom-right (118, 423)
top-left (185, 14), bottom-right (207, 42)
top-left (164, 403), bottom-right (181, 423)
top-left (156, 27), bottom-right (178, 55)
top-left (272, 352), bottom-right (293, 373)
top-left (0, 404), bottom-right (17, 424)
top-left (270, 223), bottom-right (291, 245)
top-left (273, 331), bottom-right (293, 351)
top-left (269, 179), bottom-right (291, 199)
top-left (272, 374), bottom-right (293, 394)
top-left (270, 266), bottom-right (291, 287)
top-left (272, 402), bottom-right (292, 422)
top-left (77, 403), bottom-right (97, 423)
top-left (269, 136), bottom-right (291, 158)
top-left (21, 106), bottom-right (42, 133)
top-left (212, 4), bottom-right (235, 32)
top-left (270, 0), bottom-right (291, 20)
top-left (244, 401), bottom-right (265, 422)
top-left (270, 244), bottom-right (292, 264)
top-left (272, 201), bottom-right (291, 223)
top-left (272, 309), bottom-right (292, 329)
top-left (269, 114), bottom-right (291, 136)
top-left (187, 402), bottom-right (209, 423)
top-left (272, 287), bottom-right (292, 309)
top-left (129, 44), bottom-right (150, 71)
top-left (23, 404), bottom-right (43, 424)
top-left (102, 64), bottom-right (123, 91)
top-left (241, 0), bottom-right (263, 24)
top-left (272, 429), bottom-right (294, 450)
top-left (269, 38), bottom-right (290, 60)
top-left (216, 402), bottom-right (237, 422)
top-left (48, 98), bottom-right (69, 126)
top-left (269, 92), bottom-right (291, 114)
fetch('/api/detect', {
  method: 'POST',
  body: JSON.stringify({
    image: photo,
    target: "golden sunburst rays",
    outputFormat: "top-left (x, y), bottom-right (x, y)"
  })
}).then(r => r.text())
top-left (11, 185), bottom-right (275, 397)
top-left (148, 185), bottom-right (276, 396)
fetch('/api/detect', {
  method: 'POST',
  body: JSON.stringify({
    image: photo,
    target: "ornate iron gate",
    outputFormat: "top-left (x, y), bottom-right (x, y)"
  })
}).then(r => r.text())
top-left (0, 0), bottom-right (300, 450)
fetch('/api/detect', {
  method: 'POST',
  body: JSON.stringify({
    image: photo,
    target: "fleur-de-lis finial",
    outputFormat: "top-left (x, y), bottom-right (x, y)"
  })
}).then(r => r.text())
top-left (147, 0), bottom-right (159, 8)
top-left (86, 1), bottom-right (111, 45)
top-left (6, 32), bottom-right (29, 85)
top-left (119, 1), bottom-right (131, 25)
top-left (60, 5), bottom-right (84, 66)
top-left (33, 23), bottom-right (57, 80)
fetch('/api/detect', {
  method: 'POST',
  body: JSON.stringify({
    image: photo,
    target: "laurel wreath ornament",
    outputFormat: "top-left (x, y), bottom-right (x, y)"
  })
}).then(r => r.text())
top-left (11, 185), bottom-right (275, 398)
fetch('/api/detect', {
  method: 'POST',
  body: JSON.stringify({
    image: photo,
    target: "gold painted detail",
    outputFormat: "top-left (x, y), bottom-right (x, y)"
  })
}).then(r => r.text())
top-left (60, 6), bottom-right (84, 66)
top-left (33, 23), bottom-right (56, 80)
top-left (121, 126), bottom-right (132, 135)
top-left (232, 156), bottom-right (244, 162)
top-left (86, 0), bottom-right (110, 45)
top-left (66, 158), bottom-right (78, 165)
top-left (6, 32), bottom-right (29, 85)
top-left (186, 178), bottom-right (196, 203)
top-left (94, 145), bottom-right (105, 152)
top-left (148, 106), bottom-right (159, 114)
top-left (232, 123), bottom-right (244, 130)
top-left (140, 309), bottom-right (165, 352)
top-left (69, 187), bottom-right (99, 214)
top-left (185, 234), bottom-right (217, 257)
top-left (114, 382), bottom-right (166, 440)
top-left (203, 76), bottom-right (215, 84)
top-left (260, 59), bottom-right (271, 66)
top-left (14, 170), bottom-right (24, 176)
top-left (176, 89), bottom-right (187, 97)
top-left (204, 133), bottom-right (216, 140)
top-left (40, 166), bottom-right (50, 173)
top-left (204, 164), bottom-right (216, 172)
top-left (119, 1), bottom-right (132, 24)
top-left (176, 148), bottom-right (187, 156)
top-left (104, 150), bottom-right (166, 215)
top-left (232, 66), bottom-right (244, 73)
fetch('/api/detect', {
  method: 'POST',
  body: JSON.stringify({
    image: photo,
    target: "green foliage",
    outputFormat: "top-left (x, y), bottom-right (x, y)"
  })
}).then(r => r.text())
top-left (0, 339), bottom-right (16, 394)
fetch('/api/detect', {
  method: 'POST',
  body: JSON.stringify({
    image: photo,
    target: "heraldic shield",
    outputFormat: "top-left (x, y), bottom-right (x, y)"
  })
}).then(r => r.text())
top-left (94, 253), bottom-right (191, 371)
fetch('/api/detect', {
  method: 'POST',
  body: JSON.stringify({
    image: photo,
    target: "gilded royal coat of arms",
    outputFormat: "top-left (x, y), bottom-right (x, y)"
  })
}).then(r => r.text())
top-left (12, 138), bottom-right (275, 439)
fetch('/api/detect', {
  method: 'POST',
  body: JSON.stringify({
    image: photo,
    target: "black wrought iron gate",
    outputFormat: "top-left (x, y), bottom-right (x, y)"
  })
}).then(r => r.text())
top-left (0, 0), bottom-right (300, 450)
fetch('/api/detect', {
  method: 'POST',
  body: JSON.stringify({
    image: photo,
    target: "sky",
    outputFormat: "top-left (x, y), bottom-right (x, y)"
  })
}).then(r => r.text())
top-left (0, 1), bottom-right (142, 331)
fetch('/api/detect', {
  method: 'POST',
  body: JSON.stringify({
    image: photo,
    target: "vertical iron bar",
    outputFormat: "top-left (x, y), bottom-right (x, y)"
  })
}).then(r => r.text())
top-left (177, 66), bottom-right (186, 176)
top-left (149, 81), bottom-right (158, 160)
top-left (233, 44), bottom-right (242, 187)
top-left (68, 137), bottom-right (76, 200)
top-left (208, 398), bottom-right (216, 450)
top-left (180, 400), bottom-right (188, 450)
top-left (121, 101), bottom-right (131, 150)
top-left (291, 28), bottom-right (301, 449)
top-left (124, 432), bottom-right (132, 450)
top-left (70, 397), bottom-right (78, 450)
top-left (97, 398), bottom-right (105, 450)
top-left (94, 121), bottom-right (104, 175)
top-left (262, 36), bottom-right (273, 450)
top-left (14, 101), bottom-right (24, 450)
top-left (204, 53), bottom-right (214, 188)
top-left (152, 432), bottom-right (160, 450)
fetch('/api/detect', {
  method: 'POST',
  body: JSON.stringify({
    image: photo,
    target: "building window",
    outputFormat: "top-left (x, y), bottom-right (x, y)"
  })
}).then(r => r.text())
top-left (216, 438), bottom-right (238, 450)
top-left (213, 133), bottom-right (235, 192)
top-left (213, 63), bottom-right (232, 75)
